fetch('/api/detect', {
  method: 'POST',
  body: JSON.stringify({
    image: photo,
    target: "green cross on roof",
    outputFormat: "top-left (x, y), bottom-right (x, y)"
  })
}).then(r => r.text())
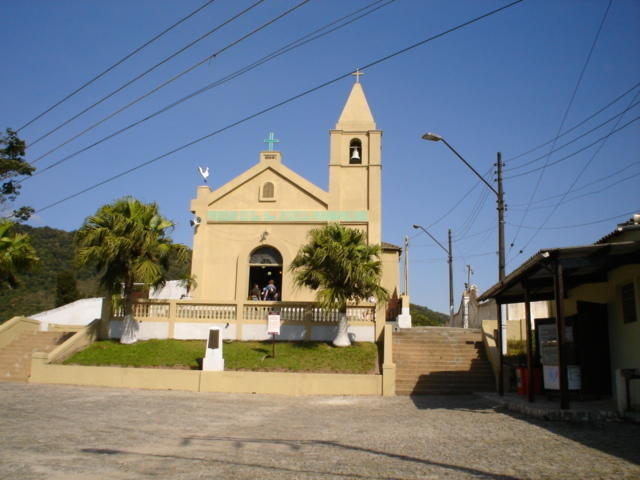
top-left (264, 132), bottom-right (280, 151)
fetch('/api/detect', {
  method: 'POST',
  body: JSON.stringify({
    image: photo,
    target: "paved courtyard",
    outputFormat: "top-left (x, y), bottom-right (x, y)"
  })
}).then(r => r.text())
top-left (0, 383), bottom-right (638, 479)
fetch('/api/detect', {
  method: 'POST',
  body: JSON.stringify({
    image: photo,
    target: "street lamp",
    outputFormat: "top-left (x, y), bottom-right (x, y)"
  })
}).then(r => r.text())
top-left (422, 132), bottom-right (506, 395)
top-left (421, 133), bottom-right (505, 280)
top-left (412, 224), bottom-right (454, 325)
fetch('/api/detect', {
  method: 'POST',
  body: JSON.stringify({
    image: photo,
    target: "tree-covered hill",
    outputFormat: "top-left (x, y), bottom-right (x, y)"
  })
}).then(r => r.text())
top-left (410, 303), bottom-right (448, 326)
top-left (0, 225), bottom-right (190, 322)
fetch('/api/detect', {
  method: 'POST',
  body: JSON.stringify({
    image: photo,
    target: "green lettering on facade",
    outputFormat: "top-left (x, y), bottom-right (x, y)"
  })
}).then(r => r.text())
top-left (207, 210), bottom-right (368, 223)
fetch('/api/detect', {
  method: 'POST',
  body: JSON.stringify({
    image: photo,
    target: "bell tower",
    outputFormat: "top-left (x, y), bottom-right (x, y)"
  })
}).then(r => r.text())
top-left (328, 72), bottom-right (382, 244)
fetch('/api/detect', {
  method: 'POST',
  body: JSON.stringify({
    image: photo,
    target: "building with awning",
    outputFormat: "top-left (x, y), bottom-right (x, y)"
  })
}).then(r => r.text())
top-left (478, 215), bottom-right (640, 413)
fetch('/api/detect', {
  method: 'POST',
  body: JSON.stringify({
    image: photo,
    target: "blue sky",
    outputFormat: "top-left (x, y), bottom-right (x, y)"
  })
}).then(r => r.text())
top-left (2, 0), bottom-right (638, 313)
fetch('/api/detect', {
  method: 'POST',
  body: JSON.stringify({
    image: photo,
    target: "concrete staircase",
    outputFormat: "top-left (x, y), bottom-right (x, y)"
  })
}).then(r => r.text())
top-left (0, 331), bottom-right (71, 382)
top-left (393, 327), bottom-right (495, 395)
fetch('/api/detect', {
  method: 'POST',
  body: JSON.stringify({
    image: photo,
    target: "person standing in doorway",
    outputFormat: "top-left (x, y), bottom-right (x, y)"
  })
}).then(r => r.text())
top-left (262, 279), bottom-right (278, 301)
top-left (250, 283), bottom-right (261, 301)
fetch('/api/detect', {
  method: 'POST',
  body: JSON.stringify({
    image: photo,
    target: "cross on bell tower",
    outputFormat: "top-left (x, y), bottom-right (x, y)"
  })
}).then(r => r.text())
top-left (352, 69), bottom-right (364, 83)
top-left (263, 132), bottom-right (280, 151)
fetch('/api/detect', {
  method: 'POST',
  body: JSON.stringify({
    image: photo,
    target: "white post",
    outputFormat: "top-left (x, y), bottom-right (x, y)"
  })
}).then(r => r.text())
top-left (501, 304), bottom-right (508, 352)
top-left (397, 294), bottom-right (412, 329)
top-left (404, 236), bottom-right (409, 295)
top-left (462, 291), bottom-right (470, 329)
top-left (202, 327), bottom-right (224, 371)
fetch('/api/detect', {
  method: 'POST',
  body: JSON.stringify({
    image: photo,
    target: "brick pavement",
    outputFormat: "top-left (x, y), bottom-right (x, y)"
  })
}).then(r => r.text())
top-left (0, 383), bottom-right (638, 479)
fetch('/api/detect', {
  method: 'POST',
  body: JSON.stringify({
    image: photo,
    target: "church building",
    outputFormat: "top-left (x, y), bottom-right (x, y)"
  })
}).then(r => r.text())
top-left (189, 78), bottom-right (400, 341)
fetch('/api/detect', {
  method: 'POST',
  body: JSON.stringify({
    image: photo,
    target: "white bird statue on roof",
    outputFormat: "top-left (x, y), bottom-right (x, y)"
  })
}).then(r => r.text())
top-left (197, 166), bottom-right (210, 183)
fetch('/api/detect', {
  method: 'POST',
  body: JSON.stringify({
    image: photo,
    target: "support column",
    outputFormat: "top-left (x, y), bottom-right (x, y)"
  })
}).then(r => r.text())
top-left (553, 259), bottom-right (570, 410)
top-left (382, 324), bottom-right (396, 396)
top-left (524, 289), bottom-right (535, 403)
top-left (168, 300), bottom-right (177, 339)
top-left (497, 301), bottom-right (504, 396)
top-left (236, 301), bottom-right (244, 340)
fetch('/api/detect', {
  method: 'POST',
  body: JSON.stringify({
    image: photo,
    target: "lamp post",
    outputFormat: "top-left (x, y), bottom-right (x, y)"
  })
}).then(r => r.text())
top-left (422, 132), bottom-right (506, 395)
top-left (412, 224), bottom-right (454, 325)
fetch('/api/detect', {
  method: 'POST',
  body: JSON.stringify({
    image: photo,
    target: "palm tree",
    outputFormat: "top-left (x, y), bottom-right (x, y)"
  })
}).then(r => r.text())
top-left (290, 224), bottom-right (388, 346)
top-left (76, 197), bottom-right (189, 344)
top-left (0, 220), bottom-right (38, 289)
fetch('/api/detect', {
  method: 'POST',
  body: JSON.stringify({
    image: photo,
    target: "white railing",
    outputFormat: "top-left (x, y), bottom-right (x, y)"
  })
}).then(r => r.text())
top-left (242, 302), bottom-right (375, 323)
top-left (113, 300), bottom-right (375, 324)
top-left (177, 303), bottom-right (236, 320)
top-left (107, 299), bottom-right (378, 341)
top-left (114, 302), bottom-right (170, 318)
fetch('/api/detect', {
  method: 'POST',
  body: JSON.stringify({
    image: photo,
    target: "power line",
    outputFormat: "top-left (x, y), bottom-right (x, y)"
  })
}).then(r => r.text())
top-left (34, 0), bottom-right (526, 214)
top-left (454, 188), bottom-right (490, 240)
top-left (424, 167), bottom-right (492, 230)
top-left (505, 98), bottom-right (640, 172)
top-left (506, 209), bottom-right (639, 231)
top-left (25, 0), bottom-right (395, 175)
top-left (28, 0), bottom-right (271, 148)
top-left (505, 115), bottom-right (640, 179)
top-left (413, 252), bottom-right (495, 263)
top-left (510, 171), bottom-right (640, 212)
top-left (506, 79), bottom-right (640, 163)
top-left (16, 0), bottom-right (218, 133)
top-left (513, 87), bottom-right (640, 256)
top-left (508, 161), bottom-right (640, 207)
top-left (454, 224), bottom-right (496, 241)
top-left (509, 0), bottom-right (612, 254)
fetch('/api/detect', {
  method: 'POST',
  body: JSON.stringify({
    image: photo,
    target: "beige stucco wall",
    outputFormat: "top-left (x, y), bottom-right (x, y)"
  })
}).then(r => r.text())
top-left (211, 167), bottom-right (327, 211)
top-left (328, 129), bottom-right (382, 245)
top-left (381, 250), bottom-right (400, 298)
top-left (190, 220), bottom-right (320, 303)
top-left (187, 82), bottom-right (396, 336)
top-left (560, 264), bottom-right (640, 407)
top-left (604, 265), bottom-right (640, 382)
top-left (30, 357), bottom-right (382, 396)
top-left (559, 264), bottom-right (639, 378)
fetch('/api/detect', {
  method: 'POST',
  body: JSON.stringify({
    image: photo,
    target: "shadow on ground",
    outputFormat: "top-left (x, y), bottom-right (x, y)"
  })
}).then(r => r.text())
top-left (409, 393), bottom-right (498, 413)
top-left (411, 393), bottom-right (640, 465)
top-left (82, 434), bottom-right (523, 480)
top-left (498, 407), bottom-right (640, 466)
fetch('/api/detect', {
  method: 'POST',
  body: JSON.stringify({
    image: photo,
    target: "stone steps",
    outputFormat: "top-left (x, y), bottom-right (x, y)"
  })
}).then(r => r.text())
top-left (0, 331), bottom-right (71, 382)
top-left (393, 327), bottom-right (495, 395)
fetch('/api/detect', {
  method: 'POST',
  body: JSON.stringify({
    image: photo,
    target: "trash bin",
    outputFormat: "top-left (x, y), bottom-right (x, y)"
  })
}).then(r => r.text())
top-left (516, 367), bottom-right (542, 395)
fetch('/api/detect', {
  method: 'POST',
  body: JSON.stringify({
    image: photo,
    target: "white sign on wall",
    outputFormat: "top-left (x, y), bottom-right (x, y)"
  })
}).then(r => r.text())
top-left (543, 365), bottom-right (581, 390)
top-left (267, 314), bottom-right (281, 335)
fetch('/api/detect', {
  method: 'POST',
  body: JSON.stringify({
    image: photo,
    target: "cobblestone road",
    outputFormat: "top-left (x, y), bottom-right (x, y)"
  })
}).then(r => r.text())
top-left (0, 383), bottom-right (638, 479)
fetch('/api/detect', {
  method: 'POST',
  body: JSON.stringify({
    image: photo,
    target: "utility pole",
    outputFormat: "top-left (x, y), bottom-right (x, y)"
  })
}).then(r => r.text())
top-left (497, 152), bottom-right (505, 282)
top-left (496, 151), bottom-right (506, 396)
top-left (412, 224), bottom-right (453, 325)
top-left (448, 229), bottom-right (454, 325)
top-left (403, 236), bottom-right (409, 296)
top-left (466, 264), bottom-right (473, 290)
top-left (422, 133), bottom-right (508, 396)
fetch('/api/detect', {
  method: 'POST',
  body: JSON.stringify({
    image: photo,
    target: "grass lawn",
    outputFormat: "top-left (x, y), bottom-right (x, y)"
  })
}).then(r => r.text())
top-left (63, 339), bottom-right (205, 369)
top-left (64, 339), bottom-right (379, 374)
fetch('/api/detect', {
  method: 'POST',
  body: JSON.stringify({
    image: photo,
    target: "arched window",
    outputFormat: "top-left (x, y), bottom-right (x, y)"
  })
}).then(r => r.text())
top-left (260, 181), bottom-right (276, 201)
top-left (248, 246), bottom-right (283, 301)
top-left (349, 138), bottom-right (362, 164)
top-left (249, 246), bottom-right (282, 265)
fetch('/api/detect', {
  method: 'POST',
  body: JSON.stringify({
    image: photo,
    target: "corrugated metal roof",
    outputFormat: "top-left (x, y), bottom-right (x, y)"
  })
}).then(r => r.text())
top-left (594, 214), bottom-right (640, 244)
top-left (478, 241), bottom-right (640, 304)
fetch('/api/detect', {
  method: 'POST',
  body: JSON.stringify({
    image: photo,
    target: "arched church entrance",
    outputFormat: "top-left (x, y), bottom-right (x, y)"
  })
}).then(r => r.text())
top-left (248, 246), bottom-right (283, 300)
